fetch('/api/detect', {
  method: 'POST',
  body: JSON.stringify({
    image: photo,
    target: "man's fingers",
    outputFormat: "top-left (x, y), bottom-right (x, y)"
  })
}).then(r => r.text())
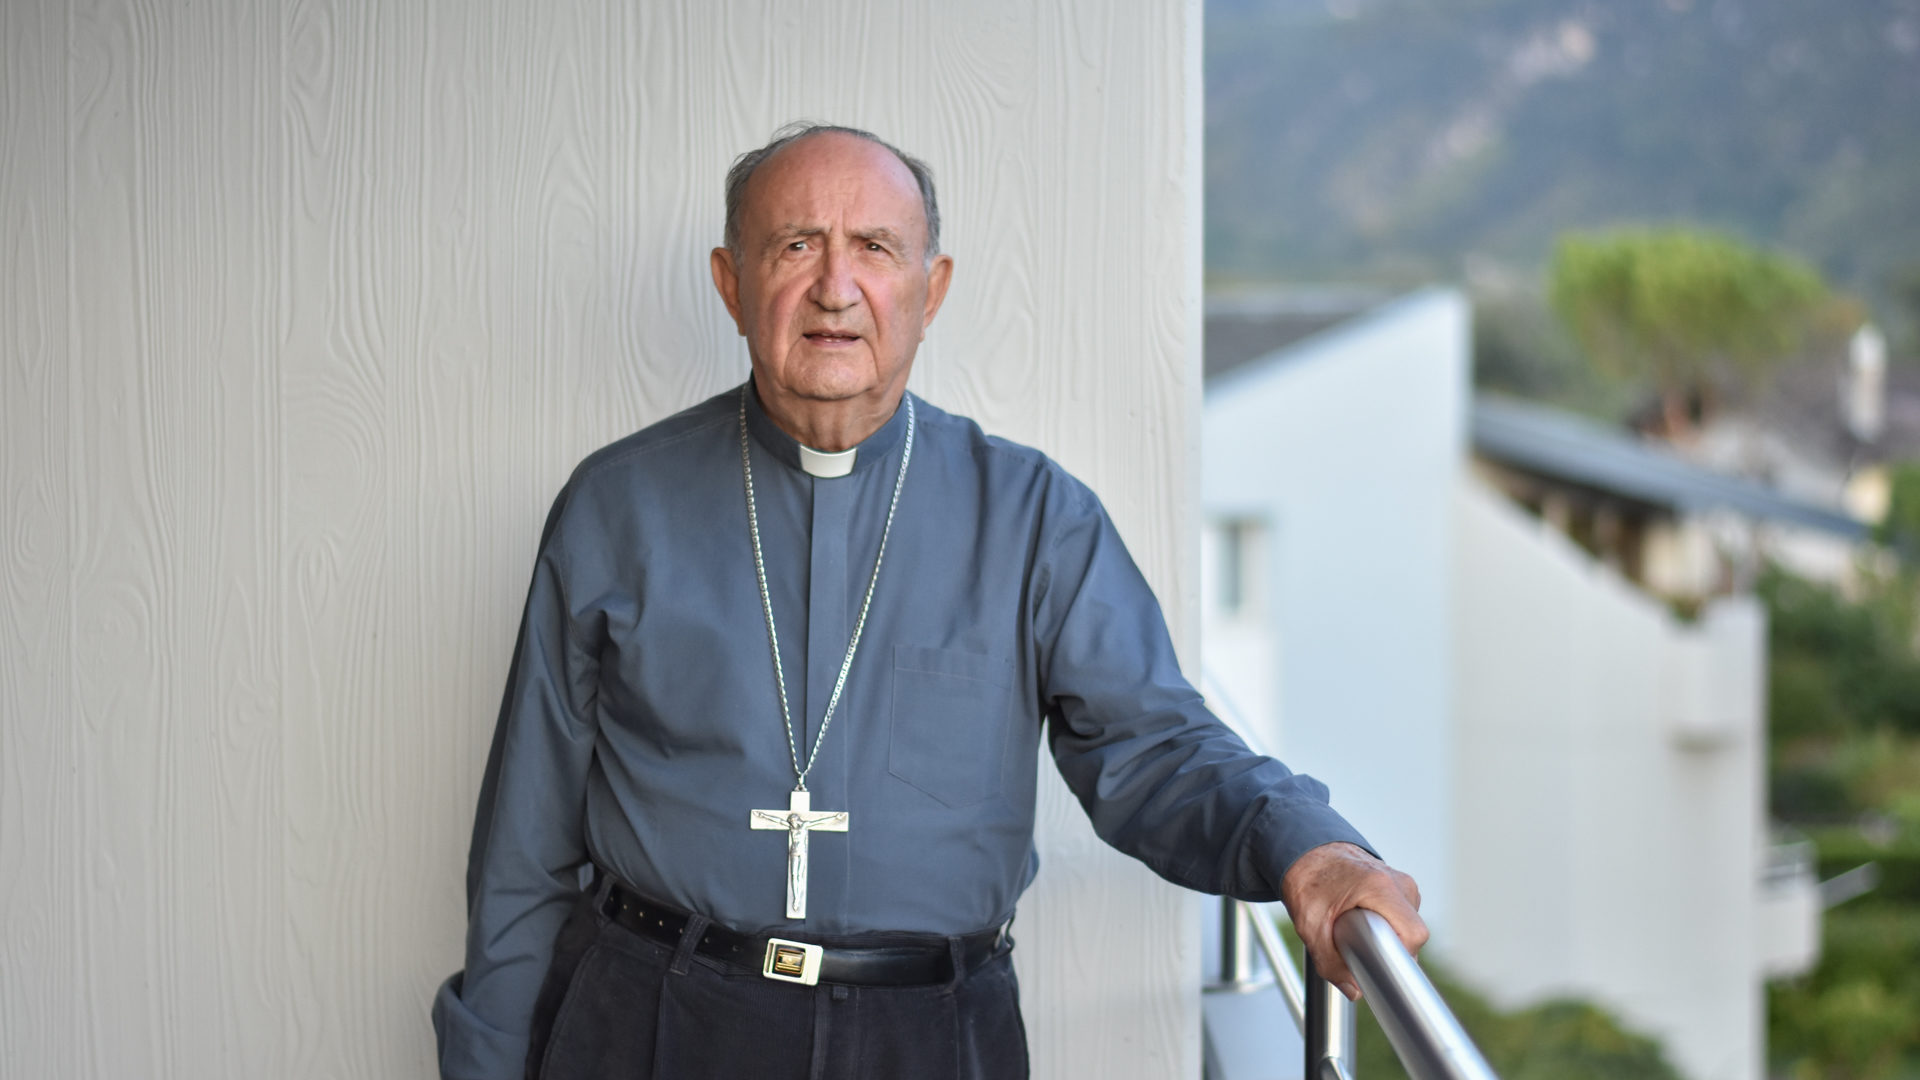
top-left (1393, 868), bottom-right (1422, 911)
top-left (1375, 901), bottom-right (1430, 958)
top-left (1358, 875), bottom-right (1429, 958)
top-left (1365, 867), bottom-right (1428, 957)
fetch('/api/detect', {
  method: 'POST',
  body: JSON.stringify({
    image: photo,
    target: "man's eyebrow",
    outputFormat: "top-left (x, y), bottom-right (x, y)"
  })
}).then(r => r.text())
top-left (762, 224), bottom-right (824, 250)
top-left (762, 224), bottom-right (912, 252)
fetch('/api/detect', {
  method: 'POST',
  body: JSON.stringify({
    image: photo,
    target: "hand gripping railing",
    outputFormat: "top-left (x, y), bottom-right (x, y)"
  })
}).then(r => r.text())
top-left (1199, 677), bottom-right (1495, 1078)
top-left (1223, 897), bottom-right (1498, 1080)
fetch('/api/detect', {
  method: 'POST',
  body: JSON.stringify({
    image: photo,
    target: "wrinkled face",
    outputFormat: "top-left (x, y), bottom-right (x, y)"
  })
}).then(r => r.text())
top-left (711, 133), bottom-right (953, 419)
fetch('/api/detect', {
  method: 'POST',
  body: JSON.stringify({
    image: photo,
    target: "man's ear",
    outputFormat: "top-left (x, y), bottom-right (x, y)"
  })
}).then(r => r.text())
top-left (710, 247), bottom-right (746, 334)
top-left (920, 254), bottom-right (955, 338)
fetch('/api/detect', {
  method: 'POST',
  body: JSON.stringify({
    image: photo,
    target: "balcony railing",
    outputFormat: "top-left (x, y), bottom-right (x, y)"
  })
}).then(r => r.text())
top-left (1216, 897), bottom-right (1498, 1080)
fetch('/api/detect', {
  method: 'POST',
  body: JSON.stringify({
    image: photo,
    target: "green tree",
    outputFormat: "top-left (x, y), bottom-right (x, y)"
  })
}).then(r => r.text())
top-left (1889, 265), bottom-right (1920, 354)
top-left (1548, 227), bottom-right (1832, 438)
top-left (1876, 464), bottom-right (1920, 560)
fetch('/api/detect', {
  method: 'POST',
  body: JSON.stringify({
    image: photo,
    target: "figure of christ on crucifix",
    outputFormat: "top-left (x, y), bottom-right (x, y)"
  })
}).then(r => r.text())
top-left (749, 789), bottom-right (850, 919)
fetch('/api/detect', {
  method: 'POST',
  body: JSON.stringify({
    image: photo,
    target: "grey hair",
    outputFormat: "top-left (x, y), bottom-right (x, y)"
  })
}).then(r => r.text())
top-left (723, 122), bottom-right (942, 262)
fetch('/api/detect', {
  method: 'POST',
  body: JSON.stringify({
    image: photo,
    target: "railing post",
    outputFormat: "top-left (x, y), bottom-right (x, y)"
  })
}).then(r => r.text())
top-left (1304, 950), bottom-right (1357, 1080)
top-left (1218, 895), bottom-right (1258, 988)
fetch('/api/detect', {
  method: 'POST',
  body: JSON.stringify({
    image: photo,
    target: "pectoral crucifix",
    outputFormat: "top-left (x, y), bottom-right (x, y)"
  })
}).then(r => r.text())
top-left (749, 789), bottom-right (849, 919)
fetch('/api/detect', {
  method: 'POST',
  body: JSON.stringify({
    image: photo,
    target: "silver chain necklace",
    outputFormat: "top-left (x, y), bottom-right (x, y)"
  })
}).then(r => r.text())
top-left (739, 386), bottom-right (915, 791)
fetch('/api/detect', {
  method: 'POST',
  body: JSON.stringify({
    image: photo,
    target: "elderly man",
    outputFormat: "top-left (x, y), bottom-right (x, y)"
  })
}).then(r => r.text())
top-left (433, 123), bottom-right (1425, 1080)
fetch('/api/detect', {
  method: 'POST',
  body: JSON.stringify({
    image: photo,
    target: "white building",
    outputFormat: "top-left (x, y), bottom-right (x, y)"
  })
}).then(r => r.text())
top-left (1200, 288), bottom-right (1468, 939)
top-left (1199, 288), bottom-right (1824, 1080)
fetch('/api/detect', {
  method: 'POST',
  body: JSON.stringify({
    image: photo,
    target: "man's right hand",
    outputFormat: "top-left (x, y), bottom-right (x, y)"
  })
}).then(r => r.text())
top-left (1278, 841), bottom-right (1427, 1001)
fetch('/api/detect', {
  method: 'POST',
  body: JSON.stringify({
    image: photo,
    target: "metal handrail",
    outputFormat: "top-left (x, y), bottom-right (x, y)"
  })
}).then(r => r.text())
top-left (1334, 908), bottom-right (1498, 1079)
top-left (1229, 899), bottom-right (1499, 1080)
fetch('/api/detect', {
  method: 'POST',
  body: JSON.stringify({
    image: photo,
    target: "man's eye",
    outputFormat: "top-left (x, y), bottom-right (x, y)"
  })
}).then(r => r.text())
top-left (787, 240), bottom-right (809, 251)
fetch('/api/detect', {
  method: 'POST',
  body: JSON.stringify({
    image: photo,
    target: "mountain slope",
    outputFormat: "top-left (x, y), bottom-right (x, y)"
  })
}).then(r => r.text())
top-left (1206, 0), bottom-right (1920, 311)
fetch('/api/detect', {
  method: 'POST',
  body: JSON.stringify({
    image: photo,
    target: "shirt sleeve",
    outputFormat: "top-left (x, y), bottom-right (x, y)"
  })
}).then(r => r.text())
top-left (1031, 476), bottom-right (1372, 902)
top-left (433, 487), bottom-right (601, 1080)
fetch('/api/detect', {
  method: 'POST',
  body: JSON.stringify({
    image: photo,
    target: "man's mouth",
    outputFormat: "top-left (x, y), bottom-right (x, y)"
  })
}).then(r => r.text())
top-left (804, 331), bottom-right (861, 344)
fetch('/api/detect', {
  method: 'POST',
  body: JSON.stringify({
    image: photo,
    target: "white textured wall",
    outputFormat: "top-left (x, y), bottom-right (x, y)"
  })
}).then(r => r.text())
top-left (1200, 289), bottom-right (1470, 939)
top-left (0, 1), bottom-right (1203, 1076)
top-left (1452, 481), bottom-right (1767, 1080)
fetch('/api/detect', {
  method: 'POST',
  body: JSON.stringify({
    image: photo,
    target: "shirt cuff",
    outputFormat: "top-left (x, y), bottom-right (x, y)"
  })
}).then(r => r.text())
top-left (432, 971), bottom-right (532, 1080)
top-left (1242, 794), bottom-right (1376, 900)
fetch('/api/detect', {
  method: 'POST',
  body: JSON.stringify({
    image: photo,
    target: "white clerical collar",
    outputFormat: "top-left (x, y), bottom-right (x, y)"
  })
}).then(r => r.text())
top-left (798, 444), bottom-right (857, 478)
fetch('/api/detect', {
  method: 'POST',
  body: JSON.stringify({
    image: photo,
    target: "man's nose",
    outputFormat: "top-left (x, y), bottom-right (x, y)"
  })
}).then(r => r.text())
top-left (809, 244), bottom-right (859, 310)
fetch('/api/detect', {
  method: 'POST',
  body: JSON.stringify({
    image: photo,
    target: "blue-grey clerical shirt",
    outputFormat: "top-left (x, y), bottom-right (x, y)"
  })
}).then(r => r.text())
top-left (432, 383), bottom-right (1371, 1079)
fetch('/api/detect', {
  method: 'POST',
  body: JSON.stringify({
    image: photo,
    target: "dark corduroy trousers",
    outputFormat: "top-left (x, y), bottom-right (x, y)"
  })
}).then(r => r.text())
top-left (525, 888), bottom-right (1030, 1080)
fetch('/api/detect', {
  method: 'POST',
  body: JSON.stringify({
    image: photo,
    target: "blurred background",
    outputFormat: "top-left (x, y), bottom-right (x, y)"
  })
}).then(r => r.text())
top-left (1193, 2), bottom-right (1920, 1078)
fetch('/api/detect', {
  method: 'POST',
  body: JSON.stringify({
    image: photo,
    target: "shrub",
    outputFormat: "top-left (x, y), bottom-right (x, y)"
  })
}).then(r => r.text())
top-left (1760, 565), bottom-right (1920, 748)
top-left (1772, 979), bottom-right (1918, 1080)
top-left (1876, 464), bottom-right (1920, 560)
top-left (1770, 905), bottom-right (1920, 1077)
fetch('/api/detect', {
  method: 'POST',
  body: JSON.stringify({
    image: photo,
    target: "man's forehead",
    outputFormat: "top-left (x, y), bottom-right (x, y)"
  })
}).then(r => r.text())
top-left (771, 222), bottom-right (909, 242)
top-left (743, 133), bottom-right (924, 224)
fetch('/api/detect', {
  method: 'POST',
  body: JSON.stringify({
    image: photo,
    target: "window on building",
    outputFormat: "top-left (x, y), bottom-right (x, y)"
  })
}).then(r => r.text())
top-left (1212, 516), bottom-right (1266, 620)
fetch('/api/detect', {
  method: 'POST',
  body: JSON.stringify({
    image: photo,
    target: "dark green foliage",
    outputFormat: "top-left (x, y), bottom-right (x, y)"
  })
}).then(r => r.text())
top-left (1761, 564), bottom-right (1920, 1074)
top-left (1760, 566), bottom-right (1920, 766)
top-left (1892, 266), bottom-right (1920, 353)
top-left (1772, 763), bottom-right (1859, 823)
top-left (1765, 569), bottom-right (1886, 660)
top-left (1867, 666), bottom-right (1920, 739)
top-left (1878, 465), bottom-right (1920, 561)
top-left (1771, 908), bottom-right (1920, 1078)
top-left (1810, 909), bottom-right (1920, 1001)
top-left (1770, 653), bottom-right (1857, 745)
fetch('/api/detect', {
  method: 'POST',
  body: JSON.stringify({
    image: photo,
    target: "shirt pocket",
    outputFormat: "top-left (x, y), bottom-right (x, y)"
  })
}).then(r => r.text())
top-left (889, 645), bottom-right (1013, 808)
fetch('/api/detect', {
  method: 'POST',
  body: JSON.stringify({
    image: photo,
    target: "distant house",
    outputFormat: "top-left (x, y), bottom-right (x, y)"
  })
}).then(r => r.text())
top-left (1198, 288), bottom-right (1824, 1080)
top-left (1673, 323), bottom-right (1907, 587)
top-left (1472, 394), bottom-right (1869, 599)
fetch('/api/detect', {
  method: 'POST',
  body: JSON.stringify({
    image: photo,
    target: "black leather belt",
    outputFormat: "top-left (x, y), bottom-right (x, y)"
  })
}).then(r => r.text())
top-left (600, 880), bottom-right (1005, 987)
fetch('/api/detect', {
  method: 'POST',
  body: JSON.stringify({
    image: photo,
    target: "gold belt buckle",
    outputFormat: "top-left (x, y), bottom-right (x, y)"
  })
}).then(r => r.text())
top-left (762, 938), bottom-right (824, 986)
